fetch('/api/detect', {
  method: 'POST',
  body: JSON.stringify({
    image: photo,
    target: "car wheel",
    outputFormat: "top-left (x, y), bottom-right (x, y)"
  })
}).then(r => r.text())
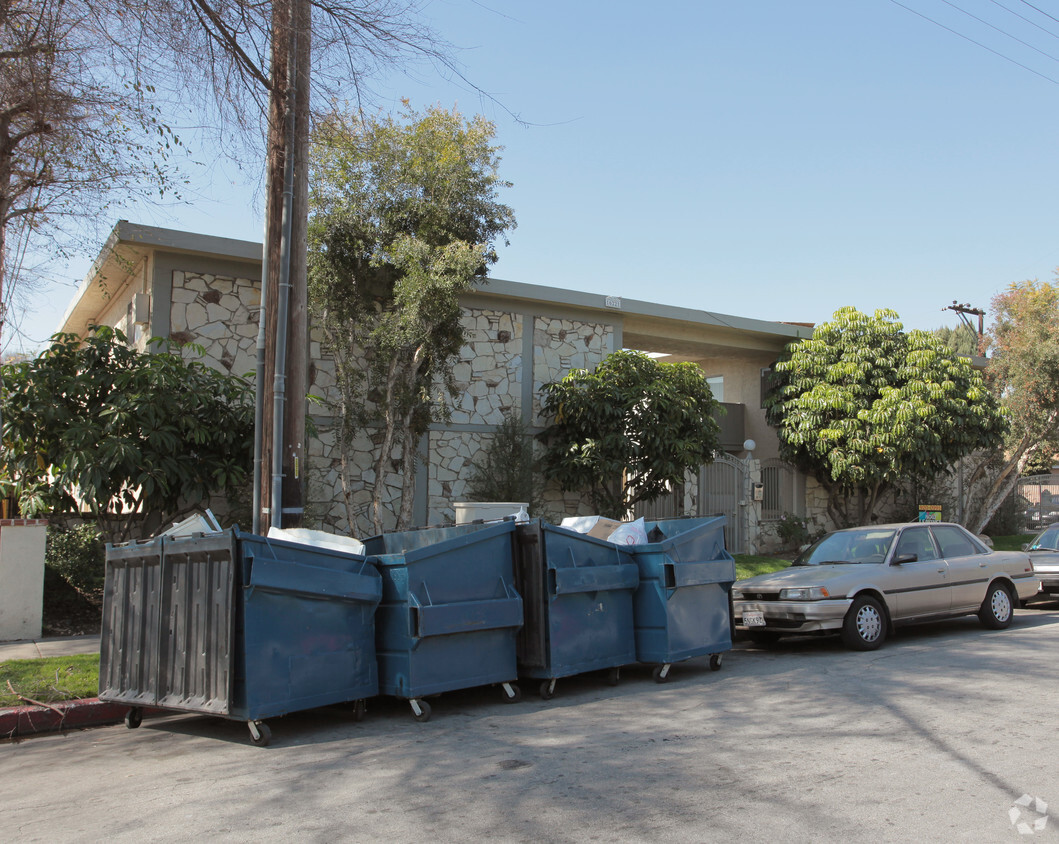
top-left (841, 596), bottom-right (887, 651)
top-left (979, 582), bottom-right (1014, 629)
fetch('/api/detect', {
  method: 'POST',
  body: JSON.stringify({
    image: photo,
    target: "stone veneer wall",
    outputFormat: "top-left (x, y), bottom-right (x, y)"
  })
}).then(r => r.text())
top-left (161, 269), bottom-right (631, 535)
top-left (170, 271), bottom-right (261, 376)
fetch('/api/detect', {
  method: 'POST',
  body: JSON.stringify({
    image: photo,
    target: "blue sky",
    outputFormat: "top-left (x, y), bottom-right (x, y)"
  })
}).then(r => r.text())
top-left (14, 0), bottom-right (1059, 351)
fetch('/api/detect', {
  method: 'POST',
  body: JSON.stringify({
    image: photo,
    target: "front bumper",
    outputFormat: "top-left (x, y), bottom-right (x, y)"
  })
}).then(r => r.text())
top-left (733, 598), bottom-right (853, 633)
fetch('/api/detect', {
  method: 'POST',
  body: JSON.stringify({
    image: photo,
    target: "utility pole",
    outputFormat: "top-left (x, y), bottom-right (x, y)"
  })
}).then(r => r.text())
top-left (945, 301), bottom-right (986, 356)
top-left (253, 0), bottom-right (309, 534)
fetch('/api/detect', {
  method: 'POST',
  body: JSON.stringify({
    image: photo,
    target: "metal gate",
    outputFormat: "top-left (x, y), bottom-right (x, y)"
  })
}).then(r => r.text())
top-left (1018, 474), bottom-right (1059, 531)
top-left (699, 453), bottom-right (748, 553)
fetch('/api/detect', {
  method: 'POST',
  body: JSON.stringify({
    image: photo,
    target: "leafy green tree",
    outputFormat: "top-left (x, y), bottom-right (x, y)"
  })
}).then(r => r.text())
top-left (1, 326), bottom-right (254, 540)
top-left (963, 279), bottom-right (1059, 532)
top-left (307, 103), bottom-right (515, 533)
top-left (765, 307), bottom-right (1006, 528)
top-left (538, 350), bottom-right (721, 519)
top-left (933, 324), bottom-right (979, 357)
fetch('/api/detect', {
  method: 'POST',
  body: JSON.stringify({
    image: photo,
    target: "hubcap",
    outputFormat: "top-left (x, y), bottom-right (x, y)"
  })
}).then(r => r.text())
top-left (856, 605), bottom-right (882, 642)
top-left (991, 589), bottom-right (1012, 622)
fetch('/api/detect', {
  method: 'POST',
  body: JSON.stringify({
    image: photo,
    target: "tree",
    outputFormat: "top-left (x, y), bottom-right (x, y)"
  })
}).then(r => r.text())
top-left (934, 324), bottom-right (978, 357)
top-left (0, 0), bottom-right (185, 350)
top-left (538, 350), bottom-right (721, 519)
top-left (1, 326), bottom-right (254, 540)
top-left (307, 103), bottom-right (515, 533)
top-left (962, 279), bottom-right (1059, 532)
top-left (765, 307), bottom-right (1006, 528)
top-left (466, 411), bottom-right (545, 514)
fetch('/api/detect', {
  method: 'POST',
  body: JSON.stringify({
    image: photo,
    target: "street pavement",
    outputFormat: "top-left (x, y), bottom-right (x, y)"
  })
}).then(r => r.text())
top-left (4, 607), bottom-right (1059, 843)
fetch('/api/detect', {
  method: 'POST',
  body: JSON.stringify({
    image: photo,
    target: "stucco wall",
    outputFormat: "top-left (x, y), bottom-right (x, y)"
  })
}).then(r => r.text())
top-left (0, 520), bottom-right (47, 641)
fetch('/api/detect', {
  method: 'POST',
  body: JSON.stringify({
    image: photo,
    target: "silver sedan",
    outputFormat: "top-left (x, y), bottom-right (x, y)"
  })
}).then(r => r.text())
top-left (1024, 524), bottom-right (1059, 602)
top-left (732, 522), bottom-right (1040, 650)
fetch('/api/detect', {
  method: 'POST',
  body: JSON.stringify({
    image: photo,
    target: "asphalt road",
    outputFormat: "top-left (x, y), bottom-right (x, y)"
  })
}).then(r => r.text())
top-left (5, 605), bottom-right (1059, 843)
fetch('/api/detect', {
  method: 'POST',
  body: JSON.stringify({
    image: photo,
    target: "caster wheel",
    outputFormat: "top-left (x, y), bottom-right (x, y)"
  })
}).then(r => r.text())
top-left (539, 680), bottom-right (556, 700)
top-left (606, 667), bottom-right (621, 686)
top-left (249, 721), bottom-right (271, 747)
top-left (353, 699), bottom-right (367, 722)
top-left (410, 699), bottom-right (432, 723)
top-left (709, 653), bottom-right (723, 671)
top-left (501, 683), bottom-right (522, 703)
top-left (124, 708), bottom-right (143, 729)
top-left (652, 665), bottom-right (672, 684)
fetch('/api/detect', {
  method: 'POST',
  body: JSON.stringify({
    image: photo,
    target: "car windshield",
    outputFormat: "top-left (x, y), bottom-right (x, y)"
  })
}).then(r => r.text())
top-left (1029, 526), bottom-right (1059, 551)
top-left (794, 528), bottom-right (897, 566)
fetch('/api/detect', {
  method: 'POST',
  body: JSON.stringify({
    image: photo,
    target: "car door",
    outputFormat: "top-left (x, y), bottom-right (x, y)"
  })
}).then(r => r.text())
top-left (930, 524), bottom-right (991, 612)
top-left (885, 526), bottom-right (951, 620)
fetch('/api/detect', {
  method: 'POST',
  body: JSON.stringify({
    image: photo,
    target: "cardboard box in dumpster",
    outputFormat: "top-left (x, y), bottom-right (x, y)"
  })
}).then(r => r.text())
top-left (560, 515), bottom-right (650, 545)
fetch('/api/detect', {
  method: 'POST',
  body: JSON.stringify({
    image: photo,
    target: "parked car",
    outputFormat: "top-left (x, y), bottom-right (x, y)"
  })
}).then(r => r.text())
top-left (1023, 525), bottom-right (1059, 603)
top-left (731, 522), bottom-right (1039, 650)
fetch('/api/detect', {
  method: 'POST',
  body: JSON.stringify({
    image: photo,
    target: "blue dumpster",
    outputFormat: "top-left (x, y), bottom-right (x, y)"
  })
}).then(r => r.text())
top-left (513, 520), bottom-right (640, 699)
top-left (631, 516), bottom-right (736, 681)
top-left (362, 520), bottom-right (523, 722)
top-left (99, 528), bottom-right (382, 746)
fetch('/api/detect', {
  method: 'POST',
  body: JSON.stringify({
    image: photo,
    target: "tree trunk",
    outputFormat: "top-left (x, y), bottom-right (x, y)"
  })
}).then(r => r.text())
top-left (371, 357), bottom-right (402, 534)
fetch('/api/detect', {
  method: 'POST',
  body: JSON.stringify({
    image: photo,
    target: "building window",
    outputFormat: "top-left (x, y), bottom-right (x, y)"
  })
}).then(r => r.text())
top-left (706, 376), bottom-right (724, 403)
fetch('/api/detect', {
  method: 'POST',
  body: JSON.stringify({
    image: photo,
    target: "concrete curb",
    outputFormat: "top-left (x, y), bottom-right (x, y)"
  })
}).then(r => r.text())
top-left (0, 698), bottom-right (132, 739)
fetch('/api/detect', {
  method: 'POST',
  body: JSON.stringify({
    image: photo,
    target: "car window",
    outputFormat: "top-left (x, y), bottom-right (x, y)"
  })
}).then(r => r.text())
top-left (796, 528), bottom-right (896, 565)
top-left (1030, 526), bottom-right (1059, 550)
top-left (893, 527), bottom-right (937, 562)
top-left (930, 524), bottom-right (983, 558)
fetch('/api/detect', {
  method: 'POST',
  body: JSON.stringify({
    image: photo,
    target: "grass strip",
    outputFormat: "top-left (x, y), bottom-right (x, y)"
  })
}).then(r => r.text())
top-left (734, 554), bottom-right (790, 580)
top-left (0, 654), bottom-right (100, 707)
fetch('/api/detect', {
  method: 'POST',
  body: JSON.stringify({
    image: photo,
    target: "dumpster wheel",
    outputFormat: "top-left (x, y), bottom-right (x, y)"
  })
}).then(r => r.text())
top-left (248, 721), bottom-right (271, 747)
top-left (353, 699), bottom-right (367, 722)
top-left (500, 682), bottom-right (522, 703)
top-left (606, 667), bottom-right (621, 686)
top-left (709, 653), bottom-right (723, 671)
top-left (652, 664), bottom-right (673, 684)
top-left (410, 699), bottom-right (432, 722)
top-left (539, 679), bottom-right (557, 700)
top-left (124, 707), bottom-right (143, 729)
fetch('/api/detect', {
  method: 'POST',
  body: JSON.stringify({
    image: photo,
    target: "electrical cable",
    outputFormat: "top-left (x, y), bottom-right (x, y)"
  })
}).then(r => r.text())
top-left (886, 0), bottom-right (1059, 85)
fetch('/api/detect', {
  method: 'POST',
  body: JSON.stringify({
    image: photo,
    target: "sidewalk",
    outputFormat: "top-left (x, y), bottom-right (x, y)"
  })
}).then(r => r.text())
top-left (0, 634), bottom-right (101, 662)
top-left (0, 634), bottom-right (119, 740)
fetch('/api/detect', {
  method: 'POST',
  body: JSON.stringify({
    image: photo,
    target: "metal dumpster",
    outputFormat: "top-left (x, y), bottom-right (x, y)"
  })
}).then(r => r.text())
top-left (362, 520), bottom-right (523, 722)
top-left (513, 520), bottom-right (640, 699)
top-left (632, 516), bottom-right (736, 681)
top-left (99, 528), bottom-right (382, 746)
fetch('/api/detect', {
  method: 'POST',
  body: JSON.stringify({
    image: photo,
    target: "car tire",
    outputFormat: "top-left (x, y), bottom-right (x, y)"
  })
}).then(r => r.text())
top-left (978, 582), bottom-right (1014, 629)
top-left (841, 595), bottom-right (887, 651)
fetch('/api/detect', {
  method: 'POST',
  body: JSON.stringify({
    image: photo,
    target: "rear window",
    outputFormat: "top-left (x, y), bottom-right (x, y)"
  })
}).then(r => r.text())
top-left (930, 524), bottom-right (987, 557)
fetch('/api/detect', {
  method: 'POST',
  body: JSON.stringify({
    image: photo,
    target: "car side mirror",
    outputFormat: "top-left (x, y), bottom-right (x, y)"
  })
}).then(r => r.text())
top-left (892, 553), bottom-right (918, 565)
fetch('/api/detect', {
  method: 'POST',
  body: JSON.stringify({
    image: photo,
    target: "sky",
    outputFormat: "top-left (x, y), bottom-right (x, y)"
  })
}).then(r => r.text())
top-left (11, 0), bottom-right (1059, 353)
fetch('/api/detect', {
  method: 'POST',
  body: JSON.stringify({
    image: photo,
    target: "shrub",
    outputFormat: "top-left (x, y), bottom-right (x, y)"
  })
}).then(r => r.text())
top-left (46, 524), bottom-right (106, 599)
top-left (771, 512), bottom-right (814, 552)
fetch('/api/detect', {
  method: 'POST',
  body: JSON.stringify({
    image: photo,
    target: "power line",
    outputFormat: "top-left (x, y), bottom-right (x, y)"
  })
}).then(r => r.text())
top-left (936, 0), bottom-right (1059, 65)
top-left (988, 0), bottom-right (1059, 43)
top-left (1017, 0), bottom-right (1059, 29)
top-left (886, 0), bottom-right (1059, 85)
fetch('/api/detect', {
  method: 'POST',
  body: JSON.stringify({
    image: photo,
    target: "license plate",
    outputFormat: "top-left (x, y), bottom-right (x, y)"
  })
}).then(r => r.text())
top-left (743, 611), bottom-right (766, 627)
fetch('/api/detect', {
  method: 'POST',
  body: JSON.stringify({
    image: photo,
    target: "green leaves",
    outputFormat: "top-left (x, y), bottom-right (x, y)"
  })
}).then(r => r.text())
top-left (766, 307), bottom-right (1006, 524)
top-left (538, 350), bottom-right (722, 518)
top-left (1, 326), bottom-right (253, 534)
